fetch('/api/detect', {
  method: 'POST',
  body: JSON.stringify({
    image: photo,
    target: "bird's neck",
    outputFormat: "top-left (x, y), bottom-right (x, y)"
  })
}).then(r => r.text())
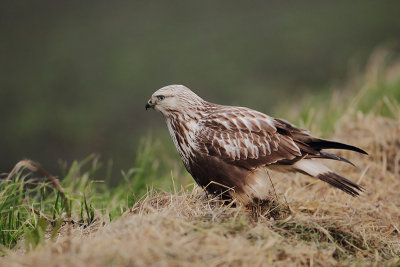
top-left (165, 117), bottom-right (192, 170)
top-left (164, 101), bottom-right (219, 153)
top-left (165, 106), bottom-right (211, 170)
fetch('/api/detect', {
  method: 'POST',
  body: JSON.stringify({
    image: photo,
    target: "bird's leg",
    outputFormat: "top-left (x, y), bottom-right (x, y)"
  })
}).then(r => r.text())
top-left (219, 193), bottom-right (236, 207)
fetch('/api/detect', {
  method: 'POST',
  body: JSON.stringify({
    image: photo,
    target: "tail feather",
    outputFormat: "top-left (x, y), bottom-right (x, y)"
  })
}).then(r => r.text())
top-left (294, 160), bottom-right (364, 197)
top-left (317, 172), bottom-right (364, 197)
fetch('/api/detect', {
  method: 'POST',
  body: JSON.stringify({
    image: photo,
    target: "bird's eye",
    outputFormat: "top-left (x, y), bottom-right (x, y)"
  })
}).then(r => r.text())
top-left (157, 95), bottom-right (165, 101)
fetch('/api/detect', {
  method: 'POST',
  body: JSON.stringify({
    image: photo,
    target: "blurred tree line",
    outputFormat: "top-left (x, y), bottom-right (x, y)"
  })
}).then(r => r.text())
top-left (1, 1), bottom-right (400, 178)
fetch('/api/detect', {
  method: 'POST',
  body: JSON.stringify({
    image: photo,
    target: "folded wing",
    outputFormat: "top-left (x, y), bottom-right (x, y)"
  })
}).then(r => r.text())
top-left (196, 107), bottom-right (304, 169)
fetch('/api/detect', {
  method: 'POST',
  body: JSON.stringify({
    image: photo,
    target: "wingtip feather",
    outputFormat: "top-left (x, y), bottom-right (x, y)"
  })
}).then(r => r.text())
top-left (310, 139), bottom-right (368, 155)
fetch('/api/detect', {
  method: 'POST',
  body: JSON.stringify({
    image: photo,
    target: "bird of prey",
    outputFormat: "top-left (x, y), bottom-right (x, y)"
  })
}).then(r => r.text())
top-left (145, 85), bottom-right (367, 205)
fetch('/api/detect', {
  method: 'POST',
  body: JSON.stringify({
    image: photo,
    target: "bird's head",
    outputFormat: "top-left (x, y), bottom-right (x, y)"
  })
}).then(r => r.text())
top-left (146, 85), bottom-right (204, 116)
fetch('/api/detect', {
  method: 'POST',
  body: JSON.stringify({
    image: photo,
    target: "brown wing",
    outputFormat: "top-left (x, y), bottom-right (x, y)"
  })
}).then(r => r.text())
top-left (196, 106), bottom-right (303, 170)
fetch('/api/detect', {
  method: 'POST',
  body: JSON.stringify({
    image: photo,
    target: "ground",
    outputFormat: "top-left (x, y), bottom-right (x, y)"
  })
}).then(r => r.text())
top-left (1, 111), bottom-right (399, 266)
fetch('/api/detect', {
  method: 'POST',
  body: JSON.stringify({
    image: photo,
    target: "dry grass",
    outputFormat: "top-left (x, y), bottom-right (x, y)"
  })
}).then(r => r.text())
top-left (1, 111), bottom-right (399, 266)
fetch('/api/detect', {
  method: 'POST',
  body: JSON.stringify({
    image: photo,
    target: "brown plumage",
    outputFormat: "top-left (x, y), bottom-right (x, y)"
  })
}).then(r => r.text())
top-left (146, 85), bottom-right (367, 204)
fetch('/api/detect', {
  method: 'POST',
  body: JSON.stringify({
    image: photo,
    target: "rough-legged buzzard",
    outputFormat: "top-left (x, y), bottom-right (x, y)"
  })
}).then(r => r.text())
top-left (145, 85), bottom-right (367, 204)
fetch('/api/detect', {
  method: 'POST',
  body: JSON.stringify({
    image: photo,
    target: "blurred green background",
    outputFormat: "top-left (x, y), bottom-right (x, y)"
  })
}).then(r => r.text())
top-left (1, 1), bottom-right (400, 178)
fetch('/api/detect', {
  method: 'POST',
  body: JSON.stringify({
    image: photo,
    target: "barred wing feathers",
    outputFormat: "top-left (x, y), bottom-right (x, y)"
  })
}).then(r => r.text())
top-left (196, 107), bottom-right (303, 169)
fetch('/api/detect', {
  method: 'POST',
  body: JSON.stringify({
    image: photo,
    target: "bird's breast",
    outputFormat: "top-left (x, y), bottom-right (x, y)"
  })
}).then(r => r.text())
top-left (166, 118), bottom-right (199, 171)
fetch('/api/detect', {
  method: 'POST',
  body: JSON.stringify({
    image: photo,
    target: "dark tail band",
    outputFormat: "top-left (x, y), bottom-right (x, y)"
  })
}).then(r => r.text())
top-left (317, 172), bottom-right (364, 197)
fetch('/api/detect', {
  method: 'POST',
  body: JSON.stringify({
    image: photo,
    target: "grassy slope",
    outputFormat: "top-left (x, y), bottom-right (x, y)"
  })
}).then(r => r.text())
top-left (1, 51), bottom-right (400, 266)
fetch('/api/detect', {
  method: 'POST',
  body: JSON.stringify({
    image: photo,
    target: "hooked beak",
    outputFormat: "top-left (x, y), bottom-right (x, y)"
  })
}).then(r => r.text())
top-left (145, 100), bottom-right (155, 110)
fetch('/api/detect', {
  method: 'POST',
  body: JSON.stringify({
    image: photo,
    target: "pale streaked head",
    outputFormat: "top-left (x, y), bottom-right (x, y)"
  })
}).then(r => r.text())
top-left (145, 85), bottom-right (204, 116)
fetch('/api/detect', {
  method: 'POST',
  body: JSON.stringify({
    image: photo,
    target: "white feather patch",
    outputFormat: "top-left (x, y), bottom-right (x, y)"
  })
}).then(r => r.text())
top-left (231, 168), bottom-right (272, 205)
top-left (294, 160), bottom-right (331, 177)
